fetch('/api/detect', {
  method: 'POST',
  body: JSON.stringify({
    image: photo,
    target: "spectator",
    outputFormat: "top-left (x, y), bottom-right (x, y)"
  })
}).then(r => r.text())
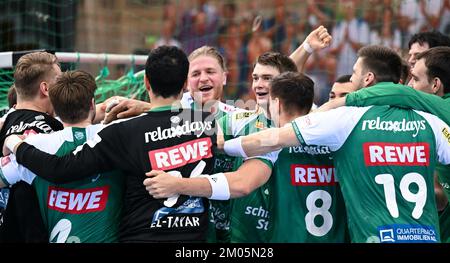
top-left (329, 0), bottom-right (370, 78)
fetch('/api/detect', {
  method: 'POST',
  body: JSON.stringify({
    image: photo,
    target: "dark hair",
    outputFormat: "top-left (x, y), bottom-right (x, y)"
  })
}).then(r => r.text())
top-left (400, 59), bottom-right (410, 84)
top-left (145, 46), bottom-right (189, 98)
top-left (49, 70), bottom-right (97, 124)
top-left (335, 74), bottom-right (352, 83)
top-left (254, 52), bottom-right (298, 74)
top-left (7, 84), bottom-right (17, 108)
top-left (416, 46), bottom-right (450, 94)
top-left (357, 45), bottom-right (402, 84)
top-left (270, 72), bottom-right (314, 114)
top-left (408, 30), bottom-right (450, 49)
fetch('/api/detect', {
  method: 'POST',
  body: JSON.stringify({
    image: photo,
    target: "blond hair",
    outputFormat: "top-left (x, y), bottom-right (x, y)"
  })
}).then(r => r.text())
top-left (188, 46), bottom-right (227, 71)
top-left (14, 52), bottom-right (58, 99)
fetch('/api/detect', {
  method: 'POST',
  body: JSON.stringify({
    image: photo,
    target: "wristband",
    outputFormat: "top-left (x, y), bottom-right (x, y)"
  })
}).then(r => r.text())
top-left (303, 42), bottom-right (314, 54)
top-left (204, 173), bottom-right (230, 200)
top-left (5, 135), bottom-right (23, 153)
top-left (223, 137), bottom-right (248, 158)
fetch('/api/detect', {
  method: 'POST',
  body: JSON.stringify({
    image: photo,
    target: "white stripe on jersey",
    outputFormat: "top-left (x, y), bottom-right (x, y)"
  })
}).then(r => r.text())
top-left (292, 106), bottom-right (372, 151)
top-left (414, 110), bottom-right (450, 165)
top-left (1, 125), bottom-right (104, 185)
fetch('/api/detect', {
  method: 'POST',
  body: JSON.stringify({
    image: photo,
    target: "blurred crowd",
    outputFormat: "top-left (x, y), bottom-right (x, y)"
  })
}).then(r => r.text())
top-left (152, 0), bottom-right (450, 105)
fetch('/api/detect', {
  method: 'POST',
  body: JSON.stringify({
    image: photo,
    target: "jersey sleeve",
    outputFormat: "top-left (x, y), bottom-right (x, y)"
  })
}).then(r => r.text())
top-left (415, 110), bottom-right (450, 165)
top-left (24, 133), bottom-right (62, 154)
top-left (291, 106), bottom-right (371, 151)
top-left (0, 155), bottom-right (36, 186)
top-left (346, 84), bottom-right (450, 125)
top-left (15, 123), bottom-right (123, 184)
top-left (245, 150), bottom-right (280, 170)
top-left (217, 114), bottom-right (232, 140)
top-left (0, 132), bottom-right (67, 186)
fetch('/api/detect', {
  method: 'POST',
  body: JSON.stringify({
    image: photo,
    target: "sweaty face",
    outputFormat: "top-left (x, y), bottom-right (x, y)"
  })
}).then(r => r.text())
top-left (252, 64), bottom-right (280, 107)
top-left (408, 42), bottom-right (429, 68)
top-left (188, 55), bottom-right (226, 105)
top-left (350, 58), bottom-right (366, 90)
top-left (329, 81), bottom-right (357, 101)
top-left (408, 59), bottom-right (433, 94)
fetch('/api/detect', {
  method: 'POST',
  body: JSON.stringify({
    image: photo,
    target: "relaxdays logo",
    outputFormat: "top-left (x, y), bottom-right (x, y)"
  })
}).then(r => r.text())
top-left (361, 117), bottom-right (426, 137)
top-left (144, 120), bottom-right (213, 143)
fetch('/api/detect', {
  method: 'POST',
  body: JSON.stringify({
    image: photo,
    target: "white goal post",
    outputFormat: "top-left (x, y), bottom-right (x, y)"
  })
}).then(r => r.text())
top-left (0, 50), bottom-right (148, 68)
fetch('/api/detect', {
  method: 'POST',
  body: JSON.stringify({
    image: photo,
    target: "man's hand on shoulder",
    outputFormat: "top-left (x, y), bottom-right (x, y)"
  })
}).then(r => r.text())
top-left (103, 98), bottom-right (151, 124)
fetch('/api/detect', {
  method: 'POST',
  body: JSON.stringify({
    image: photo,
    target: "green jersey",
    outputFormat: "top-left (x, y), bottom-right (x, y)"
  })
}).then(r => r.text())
top-left (0, 125), bottom-right (125, 243)
top-left (221, 110), bottom-right (276, 243)
top-left (292, 106), bottom-right (450, 243)
top-left (346, 83), bottom-right (450, 242)
top-left (181, 92), bottom-right (239, 243)
top-left (270, 145), bottom-right (348, 242)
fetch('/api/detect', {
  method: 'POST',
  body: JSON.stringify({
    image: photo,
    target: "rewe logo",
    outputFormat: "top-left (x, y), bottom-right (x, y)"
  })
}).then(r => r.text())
top-left (290, 164), bottom-right (337, 186)
top-left (363, 142), bottom-right (429, 166)
top-left (361, 117), bottom-right (426, 137)
top-left (148, 138), bottom-right (213, 170)
top-left (47, 186), bottom-right (109, 214)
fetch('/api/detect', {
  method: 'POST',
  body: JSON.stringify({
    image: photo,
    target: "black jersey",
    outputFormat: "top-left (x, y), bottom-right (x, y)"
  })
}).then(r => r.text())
top-left (0, 109), bottom-right (63, 242)
top-left (15, 107), bottom-right (217, 242)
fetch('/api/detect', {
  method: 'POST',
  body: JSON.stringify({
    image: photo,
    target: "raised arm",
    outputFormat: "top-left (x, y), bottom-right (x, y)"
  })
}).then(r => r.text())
top-left (289, 25), bottom-right (332, 73)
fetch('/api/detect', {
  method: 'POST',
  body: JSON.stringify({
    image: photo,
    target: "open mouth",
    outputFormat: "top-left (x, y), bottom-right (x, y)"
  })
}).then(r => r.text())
top-left (256, 91), bottom-right (268, 97)
top-left (199, 85), bottom-right (213, 92)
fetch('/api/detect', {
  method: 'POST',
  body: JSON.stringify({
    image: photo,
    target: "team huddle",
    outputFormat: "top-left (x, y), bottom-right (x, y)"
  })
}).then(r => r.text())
top-left (0, 25), bottom-right (450, 243)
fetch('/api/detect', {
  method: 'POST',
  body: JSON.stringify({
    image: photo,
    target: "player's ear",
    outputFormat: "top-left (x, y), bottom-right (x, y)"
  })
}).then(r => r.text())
top-left (365, 71), bottom-right (375, 86)
top-left (431, 77), bottom-right (442, 95)
top-left (90, 98), bottom-right (95, 111)
top-left (144, 75), bottom-right (151, 92)
top-left (222, 71), bottom-right (227, 86)
top-left (40, 81), bottom-right (50, 97)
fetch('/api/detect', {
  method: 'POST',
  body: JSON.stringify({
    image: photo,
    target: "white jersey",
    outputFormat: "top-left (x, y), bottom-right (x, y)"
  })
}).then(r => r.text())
top-left (1, 124), bottom-right (104, 185)
top-left (292, 106), bottom-right (450, 164)
top-left (292, 105), bottom-right (450, 242)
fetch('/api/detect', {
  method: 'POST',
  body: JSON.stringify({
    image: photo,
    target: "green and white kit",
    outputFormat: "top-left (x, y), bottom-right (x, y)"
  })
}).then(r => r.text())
top-left (292, 105), bottom-right (450, 243)
top-left (0, 125), bottom-right (124, 243)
